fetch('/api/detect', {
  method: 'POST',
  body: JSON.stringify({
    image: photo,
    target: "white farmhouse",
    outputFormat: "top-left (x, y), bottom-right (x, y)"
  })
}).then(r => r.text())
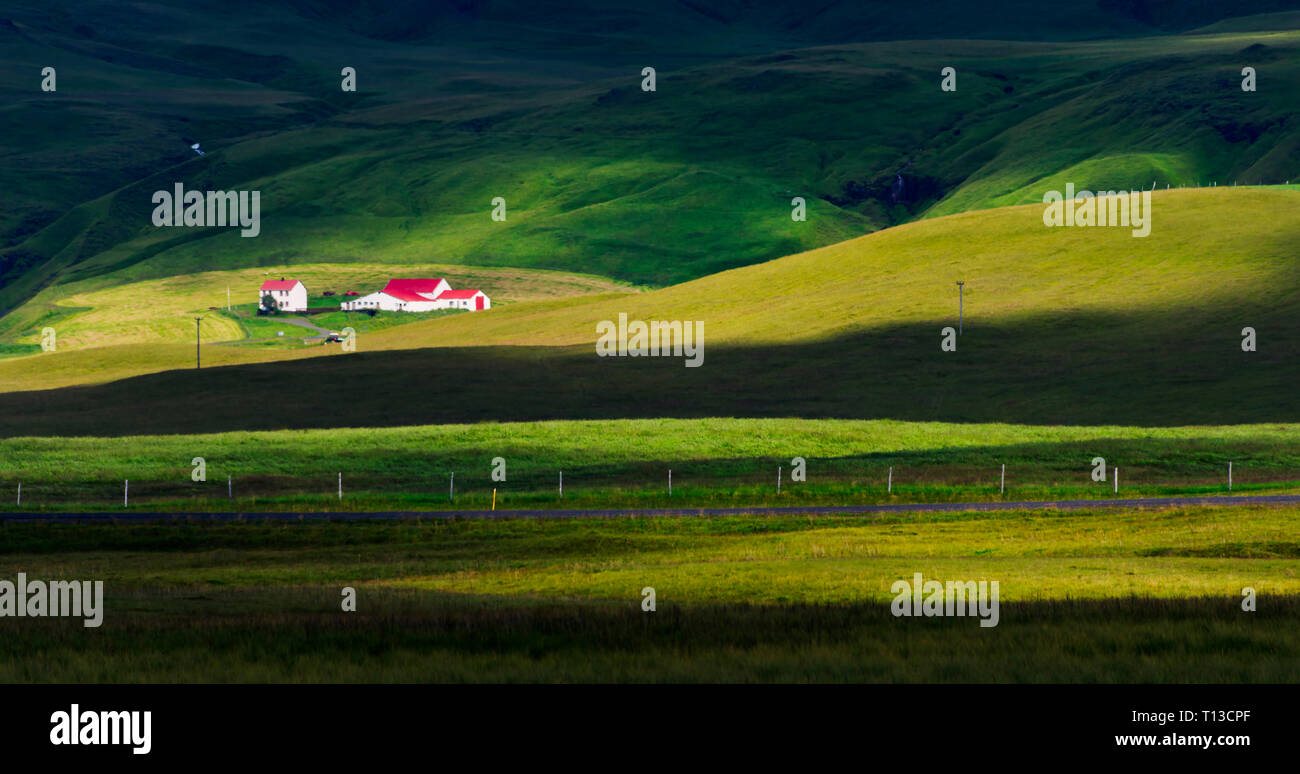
top-left (259, 279), bottom-right (308, 312)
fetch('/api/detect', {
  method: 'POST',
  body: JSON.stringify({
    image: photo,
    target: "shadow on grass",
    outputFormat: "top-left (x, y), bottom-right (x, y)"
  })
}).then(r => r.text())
top-left (0, 590), bottom-right (1295, 682)
top-left (3, 304), bottom-right (1298, 436)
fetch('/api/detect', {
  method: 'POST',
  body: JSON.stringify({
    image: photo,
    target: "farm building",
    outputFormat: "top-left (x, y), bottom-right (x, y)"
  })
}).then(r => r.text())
top-left (259, 279), bottom-right (308, 312)
top-left (341, 278), bottom-right (490, 312)
top-left (433, 288), bottom-right (491, 311)
top-left (341, 279), bottom-right (449, 312)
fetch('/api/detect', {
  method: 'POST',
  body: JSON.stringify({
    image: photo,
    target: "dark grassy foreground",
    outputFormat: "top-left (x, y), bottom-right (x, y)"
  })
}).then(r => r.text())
top-left (1, 508), bottom-right (1296, 681)
top-left (2, 592), bottom-right (1296, 683)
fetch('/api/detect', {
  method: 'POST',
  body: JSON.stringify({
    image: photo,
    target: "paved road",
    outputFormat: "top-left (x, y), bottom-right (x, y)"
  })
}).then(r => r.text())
top-left (279, 316), bottom-right (333, 339)
top-left (3, 493), bottom-right (1299, 523)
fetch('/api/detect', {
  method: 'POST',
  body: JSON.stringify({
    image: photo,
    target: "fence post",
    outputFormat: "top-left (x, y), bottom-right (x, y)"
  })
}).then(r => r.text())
top-left (449, 472), bottom-right (454, 503)
top-left (338, 472), bottom-right (342, 501)
top-left (559, 471), bottom-right (563, 499)
top-left (668, 469), bottom-right (672, 497)
top-left (1114, 467), bottom-right (1119, 494)
top-left (777, 466), bottom-right (782, 494)
top-left (1229, 461), bottom-right (1232, 492)
top-left (888, 466), bottom-right (892, 494)
top-left (1000, 463), bottom-right (1005, 495)
top-left (124, 479), bottom-right (129, 507)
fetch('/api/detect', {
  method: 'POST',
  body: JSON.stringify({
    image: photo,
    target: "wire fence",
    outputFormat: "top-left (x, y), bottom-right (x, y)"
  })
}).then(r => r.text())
top-left (2, 459), bottom-right (1278, 512)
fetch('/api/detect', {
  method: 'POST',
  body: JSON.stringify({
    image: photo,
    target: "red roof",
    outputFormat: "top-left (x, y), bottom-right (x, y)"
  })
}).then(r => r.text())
top-left (260, 279), bottom-right (300, 291)
top-left (379, 289), bottom-right (434, 302)
top-left (437, 289), bottom-right (484, 299)
top-left (382, 279), bottom-right (446, 301)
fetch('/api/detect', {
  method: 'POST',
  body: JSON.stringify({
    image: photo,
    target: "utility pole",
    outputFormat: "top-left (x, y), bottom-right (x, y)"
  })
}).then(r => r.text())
top-left (956, 281), bottom-right (965, 334)
top-left (195, 317), bottom-right (202, 368)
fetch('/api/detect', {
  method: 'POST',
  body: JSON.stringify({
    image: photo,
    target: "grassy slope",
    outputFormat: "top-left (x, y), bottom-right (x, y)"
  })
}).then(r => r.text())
top-left (1, 507), bottom-right (1297, 681)
top-left (360, 188), bottom-right (1300, 348)
top-left (3, 188), bottom-right (1297, 431)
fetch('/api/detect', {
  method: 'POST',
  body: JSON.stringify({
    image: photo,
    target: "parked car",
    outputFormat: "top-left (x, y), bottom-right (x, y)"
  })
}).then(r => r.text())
top-left (344, 291), bottom-right (360, 297)
top-left (322, 291), bottom-right (336, 297)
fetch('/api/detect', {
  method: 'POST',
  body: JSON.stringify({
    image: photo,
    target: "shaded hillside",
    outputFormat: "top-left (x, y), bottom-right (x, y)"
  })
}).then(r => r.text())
top-left (3, 188), bottom-right (1297, 433)
top-left (2, 1), bottom-right (1298, 315)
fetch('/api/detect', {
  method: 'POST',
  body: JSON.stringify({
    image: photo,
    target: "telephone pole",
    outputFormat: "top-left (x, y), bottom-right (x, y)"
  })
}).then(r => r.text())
top-left (956, 281), bottom-right (965, 334)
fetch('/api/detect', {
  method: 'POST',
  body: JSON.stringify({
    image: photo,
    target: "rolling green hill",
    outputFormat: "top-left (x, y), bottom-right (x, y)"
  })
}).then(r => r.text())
top-left (3, 187), bottom-right (1297, 433)
top-left (2, 2), bottom-right (1298, 320)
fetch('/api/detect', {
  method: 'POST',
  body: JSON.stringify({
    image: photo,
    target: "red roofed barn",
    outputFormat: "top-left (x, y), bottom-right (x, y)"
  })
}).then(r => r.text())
top-left (341, 278), bottom-right (490, 312)
top-left (434, 288), bottom-right (490, 311)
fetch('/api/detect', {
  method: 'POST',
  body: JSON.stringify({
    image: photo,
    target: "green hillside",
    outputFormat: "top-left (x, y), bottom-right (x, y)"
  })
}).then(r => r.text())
top-left (3, 187), bottom-right (1297, 433)
top-left (2, 2), bottom-right (1299, 318)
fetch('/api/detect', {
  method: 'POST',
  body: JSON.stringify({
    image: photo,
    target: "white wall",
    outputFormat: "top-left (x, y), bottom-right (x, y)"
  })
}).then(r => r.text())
top-left (431, 292), bottom-right (490, 311)
top-left (340, 287), bottom-right (490, 312)
top-left (342, 292), bottom-right (439, 312)
top-left (260, 282), bottom-right (307, 312)
top-left (341, 292), bottom-right (394, 311)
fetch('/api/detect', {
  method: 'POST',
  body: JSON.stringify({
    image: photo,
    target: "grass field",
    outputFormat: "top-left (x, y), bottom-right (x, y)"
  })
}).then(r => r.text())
top-left (220, 306), bottom-right (472, 349)
top-left (2, 417), bottom-right (1299, 512)
top-left (0, 262), bottom-right (633, 352)
top-left (1, 505), bottom-right (1295, 681)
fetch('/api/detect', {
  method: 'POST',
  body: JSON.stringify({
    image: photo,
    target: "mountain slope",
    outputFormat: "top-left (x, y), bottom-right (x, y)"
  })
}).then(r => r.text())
top-left (2, 5), bottom-right (1298, 317)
